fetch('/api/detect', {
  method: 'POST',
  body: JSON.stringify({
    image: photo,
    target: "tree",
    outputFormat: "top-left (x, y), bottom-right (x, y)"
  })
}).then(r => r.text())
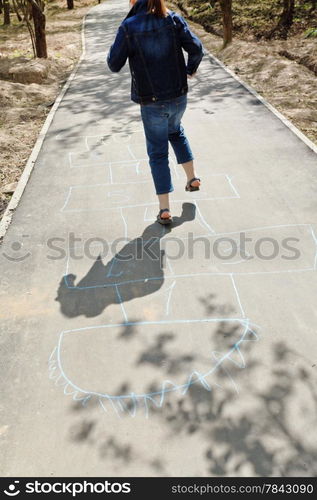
top-left (3, 0), bottom-right (10, 25)
top-left (9, 0), bottom-right (47, 58)
top-left (29, 0), bottom-right (47, 58)
top-left (18, 0), bottom-right (36, 55)
top-left (66, 0), bottom-right (73, 9)
top-left (12, 0), bottom-right (22, 21)
top-left (266, 0), bottom-right (295, 39)
top-left (219, 0), bottom-right (233, 48)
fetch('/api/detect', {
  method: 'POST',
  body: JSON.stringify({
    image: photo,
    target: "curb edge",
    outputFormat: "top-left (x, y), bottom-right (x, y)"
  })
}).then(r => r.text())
top-left (205, 51), bottom-right (317, 155)
top-left (0, 10), bottom-right (88, 241)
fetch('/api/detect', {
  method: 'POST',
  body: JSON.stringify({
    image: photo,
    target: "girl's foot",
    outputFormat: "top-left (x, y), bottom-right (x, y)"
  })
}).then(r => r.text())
top-left (185, 177), bottom-right (201, 192)
top-left (157, 208), bottom-right (173, 225)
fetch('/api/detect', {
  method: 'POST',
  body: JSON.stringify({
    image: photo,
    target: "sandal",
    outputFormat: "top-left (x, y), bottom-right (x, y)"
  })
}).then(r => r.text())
top-left (157, 208), bottom-right (173, 225)
top-left (185, 177), bottom-right (201, 192)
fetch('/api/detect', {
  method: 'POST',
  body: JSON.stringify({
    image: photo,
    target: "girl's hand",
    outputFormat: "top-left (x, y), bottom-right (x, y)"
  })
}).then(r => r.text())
top-left (188, 72), bottom-right (197, 79)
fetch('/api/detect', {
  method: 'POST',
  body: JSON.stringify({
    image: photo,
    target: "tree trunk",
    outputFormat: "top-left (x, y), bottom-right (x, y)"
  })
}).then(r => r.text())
top-left (280, 0), bottom-right (295, 34)
top-left (31, 3), bottom-right (47, 58)
top-left (310, 0), bottom-right (316, 12)
top-left (266, 0), bottom-right (295, 39)
top-left (66, 0), bottom-right (73, 9)
top-left (219, 0), bottom-right (233, 48)
top-left (12, 0), bottom-right (22, 22)
top-left (0, 0), bottom-right (3, 15)
top-left (3, 0), bottom-right (10, 25)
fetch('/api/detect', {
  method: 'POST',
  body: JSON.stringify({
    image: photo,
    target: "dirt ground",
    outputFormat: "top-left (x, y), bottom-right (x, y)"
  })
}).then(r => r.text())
top-left (0, 0), bottom-right (316, 221)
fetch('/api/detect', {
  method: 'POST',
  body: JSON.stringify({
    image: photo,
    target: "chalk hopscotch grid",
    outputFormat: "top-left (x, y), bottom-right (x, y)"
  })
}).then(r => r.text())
top-left (52, 124), bottom-right (317, 416)
top-left (60, 172), bottom-right (240, 214)
top-left (62, 222), bottom-right (317, 289)
top-left (68, 128), bottom-right (166, 176)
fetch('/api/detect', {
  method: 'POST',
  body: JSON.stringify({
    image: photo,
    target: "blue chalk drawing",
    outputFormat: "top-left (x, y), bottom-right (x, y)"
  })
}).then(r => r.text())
top-left (51, 126), bottom-right (317, 417)
top-left (49, 317), bottom-right (259, 418)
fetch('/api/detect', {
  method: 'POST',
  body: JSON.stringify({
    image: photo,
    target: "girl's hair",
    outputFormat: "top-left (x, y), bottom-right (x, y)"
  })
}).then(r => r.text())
top-left (147, 0), bottom-right (168, 17)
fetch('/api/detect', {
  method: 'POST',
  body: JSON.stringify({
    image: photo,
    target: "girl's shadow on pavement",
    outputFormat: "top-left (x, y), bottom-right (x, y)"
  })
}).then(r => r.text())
top-left (56, 202), bottom-right (196, 318)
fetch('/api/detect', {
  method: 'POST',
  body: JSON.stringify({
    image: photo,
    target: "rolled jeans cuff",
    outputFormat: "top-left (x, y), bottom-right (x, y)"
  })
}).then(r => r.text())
top-left (156, 187), bottom-right (175, 195)
top-left (176, 154), bottom-right (194, 165)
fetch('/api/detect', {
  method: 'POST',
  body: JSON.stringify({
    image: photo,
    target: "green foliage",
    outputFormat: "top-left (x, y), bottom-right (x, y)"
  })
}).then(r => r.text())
top-left (304, 27), bottom-right (317, 38)
top-left (8, 48), bottom-right (32, 58)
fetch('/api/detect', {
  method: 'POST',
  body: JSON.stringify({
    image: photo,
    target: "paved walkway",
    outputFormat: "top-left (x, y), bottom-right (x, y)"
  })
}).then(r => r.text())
top-left (1, 0), bottom-right (317, 477)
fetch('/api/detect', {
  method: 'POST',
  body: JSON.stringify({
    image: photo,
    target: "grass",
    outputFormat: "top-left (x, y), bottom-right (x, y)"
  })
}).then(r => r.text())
top-left (8, 49), bottom-right (33, 59)
top-left (304, 28), bottom-right (317, 38)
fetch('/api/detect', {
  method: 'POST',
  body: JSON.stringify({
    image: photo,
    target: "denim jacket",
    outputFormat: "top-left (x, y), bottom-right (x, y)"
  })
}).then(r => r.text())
top-left (107, 0), bottom-right (204, 104)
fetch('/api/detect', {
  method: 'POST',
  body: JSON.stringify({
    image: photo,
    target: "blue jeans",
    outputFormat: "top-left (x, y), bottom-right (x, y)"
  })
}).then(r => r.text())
top-left (140, 94), bottom-right (194, 195)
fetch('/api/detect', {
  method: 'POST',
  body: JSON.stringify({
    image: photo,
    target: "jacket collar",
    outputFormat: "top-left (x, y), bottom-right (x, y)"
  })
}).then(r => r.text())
top-left (125, 0), bottom-right (149, 20)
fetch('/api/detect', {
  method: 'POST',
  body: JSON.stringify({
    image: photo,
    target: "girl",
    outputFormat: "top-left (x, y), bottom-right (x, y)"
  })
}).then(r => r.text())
top-left (108, 0), bottom-right (204, 224)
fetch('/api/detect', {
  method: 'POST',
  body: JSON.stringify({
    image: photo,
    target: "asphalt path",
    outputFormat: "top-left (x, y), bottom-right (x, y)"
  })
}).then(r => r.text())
top-left (1, 0), bottom-right (317, 477)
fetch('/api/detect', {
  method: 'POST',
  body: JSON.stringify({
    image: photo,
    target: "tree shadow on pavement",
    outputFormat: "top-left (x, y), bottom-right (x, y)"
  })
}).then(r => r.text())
top-left (57, 4), bottom-right (317, 478)
top-left (67, 326), bottom-right (317, 477)
top-left (150, 338), bottom-right (317, 477)
top-left (49, 9), bottom-right (264, 150)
